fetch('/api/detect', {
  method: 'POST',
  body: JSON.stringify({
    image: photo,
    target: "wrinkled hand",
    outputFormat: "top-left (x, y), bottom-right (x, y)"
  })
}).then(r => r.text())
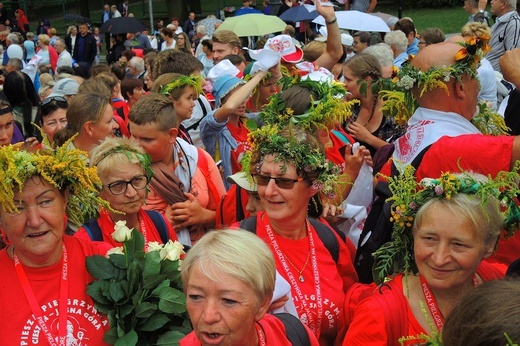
top-left (20, 137), bottom-right (40, 152)
top-left (500, 49), bottom-right (520, 88)
top-left (170, 192), bottom-right (207, 229)
top-left (347, 122), bottom-right (372, 142)
top-left (269, 295), bottom-right (290, 311)
top-left (321, 202), bottom-right (344, 226)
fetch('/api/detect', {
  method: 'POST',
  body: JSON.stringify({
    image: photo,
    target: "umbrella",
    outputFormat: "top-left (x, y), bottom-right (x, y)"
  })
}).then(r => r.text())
top-left (216, 14), bottom-right (286, 37)
top-left (371, 12), bottom-right (399, 27)
top-left (101, 17), bottom-right (147, 35)
top-left (279, 6), bottom-right (318, 22)
top-left (197, 17), bottom-right (222, 38)
top-left (312, 10), bottom-right (390, 33)
top-left (235, 7), bottom-right (263, 16)
top-left (63, 14), bottom-right (92, 24)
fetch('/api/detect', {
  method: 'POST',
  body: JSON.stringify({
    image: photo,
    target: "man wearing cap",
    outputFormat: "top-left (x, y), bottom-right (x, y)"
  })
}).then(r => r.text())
top-left (341, 33), bottom-right (355, 62)
top-left (48, 78), bottom-right (79, 102)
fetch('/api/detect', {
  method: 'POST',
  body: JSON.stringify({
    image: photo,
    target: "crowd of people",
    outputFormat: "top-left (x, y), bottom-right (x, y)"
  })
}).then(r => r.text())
top-left (1, 0), bottom-right (520, 344)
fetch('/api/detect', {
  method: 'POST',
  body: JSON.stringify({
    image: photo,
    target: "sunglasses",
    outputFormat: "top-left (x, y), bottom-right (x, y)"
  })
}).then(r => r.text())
top-left (253, 174), bottom-right (304, 189)
top-left (41, 96), bottom-right (68, 107)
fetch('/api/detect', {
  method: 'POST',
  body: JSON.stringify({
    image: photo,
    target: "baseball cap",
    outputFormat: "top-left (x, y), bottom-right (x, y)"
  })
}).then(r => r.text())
top-left (264, 34), bottom-right (303, 64)
top-left (227, 172), bottom-right (257, 192)
top-left (341, 33), bottom-right (354, 47)
top-left (48, 78), bottom-right (80, 98)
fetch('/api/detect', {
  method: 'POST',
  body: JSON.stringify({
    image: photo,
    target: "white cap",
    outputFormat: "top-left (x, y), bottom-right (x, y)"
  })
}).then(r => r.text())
top-left (341, 33), bottom-right (354, 47)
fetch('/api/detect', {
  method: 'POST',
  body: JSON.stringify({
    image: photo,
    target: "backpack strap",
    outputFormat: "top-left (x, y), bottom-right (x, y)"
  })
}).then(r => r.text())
top-left (235, 185), bottom-right (245, 222)
top-left (83, 218), bottom-right (103, 241)
top-left (240, 216), bottom-right (340, 263)
top-left (373, 280), bottom-right (409, 346)
top-left (308, 218), bottom-right (339, 263)
top-left (184, 97), bottom-right (209, 132)
top-left (145, 210), bottom-right (169, 244)
top-left (274, 313), bottom-right (311, 346)
top-left (196, 148), bottom-right (221, 204)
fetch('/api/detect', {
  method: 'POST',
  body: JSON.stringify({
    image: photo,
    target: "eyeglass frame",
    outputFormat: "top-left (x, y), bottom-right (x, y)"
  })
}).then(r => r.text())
top-left (252, 174), bottom-right (304, 189)
top-left (104, 174), bottom-right (149, 195)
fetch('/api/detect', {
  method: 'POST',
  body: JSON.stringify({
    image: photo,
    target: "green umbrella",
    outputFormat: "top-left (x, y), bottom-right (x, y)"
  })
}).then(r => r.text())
top-left (216, 14), bottom-right (286, 37)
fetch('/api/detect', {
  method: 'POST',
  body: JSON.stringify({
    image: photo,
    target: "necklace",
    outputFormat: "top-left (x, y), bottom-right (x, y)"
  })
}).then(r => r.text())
top-left (283, 250), bottom-right (311, 283)
top-left (363, 94), bottom-right (379, 127)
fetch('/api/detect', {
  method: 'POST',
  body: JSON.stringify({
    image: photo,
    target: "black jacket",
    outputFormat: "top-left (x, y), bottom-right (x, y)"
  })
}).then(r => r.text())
top-left (73, 33), bottom-right (97, 64)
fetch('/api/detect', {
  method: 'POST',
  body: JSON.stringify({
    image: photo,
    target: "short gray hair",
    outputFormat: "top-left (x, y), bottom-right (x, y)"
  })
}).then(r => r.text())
top-left (363, 43), bottom-right (394, 68)
top-left (129, 57), bottom-right (145, 73)
top-left (7, 33), bottom-right (19, 44)
top-left (384, 30), bottom-right (408, 53)
top-left (196, 25), bottom-right (207, 35)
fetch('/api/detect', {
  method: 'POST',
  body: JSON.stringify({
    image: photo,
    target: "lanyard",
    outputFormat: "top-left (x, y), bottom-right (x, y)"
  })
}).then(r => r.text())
top-left (139, 213), bottom-right (149, 250)
top-left (14, 243), bottom-right (68, 346)
top-left (264, 219), bottom-right (323, 339)
top-left (255, 324), bottom-right (266, 346)
top-left (419, 275), bottom-right (444, 331)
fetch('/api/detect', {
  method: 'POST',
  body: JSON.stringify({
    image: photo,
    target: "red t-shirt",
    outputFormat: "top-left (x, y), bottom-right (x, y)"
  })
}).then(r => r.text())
top-left (180, 313), bottom-right (320, 345)
top-left (75, 209), bottom-right (178, 247)
top-left (226, 121), bottom-right (251, 174)
top-left (0, 236), bottom-right (111, 345)
top-left (254, 212), bottom-right (358, 343)
top-left (343, 262), bottom-right (505, 346)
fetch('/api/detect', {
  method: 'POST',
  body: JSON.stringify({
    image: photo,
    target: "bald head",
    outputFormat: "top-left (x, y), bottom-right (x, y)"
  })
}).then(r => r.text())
top-left (411, 42), bottom-right (462, 72)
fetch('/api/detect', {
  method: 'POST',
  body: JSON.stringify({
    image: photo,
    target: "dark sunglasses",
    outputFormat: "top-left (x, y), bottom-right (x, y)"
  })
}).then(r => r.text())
top-left (253, 174), bottom-right (304, 189)
top-left (41, 96), bottom-right (68, 107)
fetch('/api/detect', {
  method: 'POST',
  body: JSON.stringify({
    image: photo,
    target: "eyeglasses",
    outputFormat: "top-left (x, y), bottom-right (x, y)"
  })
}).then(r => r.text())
top-left (105, 175), bottom-right (148, 195)
top-left (253, 174), bottom-right (304, 189)
top-left (41, 96), bottom-right (68, 107)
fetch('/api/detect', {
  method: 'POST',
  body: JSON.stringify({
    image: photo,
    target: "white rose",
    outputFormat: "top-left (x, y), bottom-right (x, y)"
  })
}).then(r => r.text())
top-left (147, 241), bottom-right (162, 253)
top-left (106, 246), bottom-right (125, 258)
top-left (111, 220), bottom-right (133, 242)
top-left (160, 240), bottom-right (185, 261)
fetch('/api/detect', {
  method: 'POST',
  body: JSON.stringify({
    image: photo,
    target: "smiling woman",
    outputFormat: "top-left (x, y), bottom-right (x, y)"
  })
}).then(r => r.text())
top-left (0, 144), bottom-right (112, 345)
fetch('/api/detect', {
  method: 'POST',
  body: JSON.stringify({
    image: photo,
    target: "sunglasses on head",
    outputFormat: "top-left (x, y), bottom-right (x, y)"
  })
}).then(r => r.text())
top-left (41, 96), bottom-right (68, 107)
top-left (253, 174), bottom-right (304, 189)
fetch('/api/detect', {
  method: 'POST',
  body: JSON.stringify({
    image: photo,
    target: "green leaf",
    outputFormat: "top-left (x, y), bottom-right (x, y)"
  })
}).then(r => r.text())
top-left (156, 330), bottom-right (184, 345)
top-left (124, 229), bottom-right (145, 262)
top-left (110, 282), bottom-right (125, 303)
top-left (158, 287), bottom-right (186, 314)
top-left (135, 302), bottom-right (158, 318)
top-left (119, 303), bottom-right (135, 319)
top-left (114, 330), bottom-right (138, 346)
top-left (87, 281), bottom-right (111, 304)
top-left (110, 253), bottom-right (128, 269)
top-left (86, 255), bottom-right (116, 280)
top-left (103, 326), bottom-right (119, 345)
top-left (127, 263), bottom-right (140, 294)
top-left (143, 251), bottom-right (161, 279)
top-left (151, 279), bottom-right (170, 297)
top-left (143, 274), bottom-right (168, 290)
top-left (138, 311), bottom-right (169, 331)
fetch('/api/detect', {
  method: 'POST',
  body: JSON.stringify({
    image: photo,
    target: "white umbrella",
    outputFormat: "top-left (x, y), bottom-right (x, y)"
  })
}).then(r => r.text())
top-left (313, 10), bottom-right (390, 33)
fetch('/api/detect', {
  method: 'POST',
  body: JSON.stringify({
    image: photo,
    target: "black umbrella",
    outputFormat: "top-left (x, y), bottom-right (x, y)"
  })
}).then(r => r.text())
top-left (101, 17), bottom-right (147, 35)
top-left (279, 6), bottom-right (318, 22)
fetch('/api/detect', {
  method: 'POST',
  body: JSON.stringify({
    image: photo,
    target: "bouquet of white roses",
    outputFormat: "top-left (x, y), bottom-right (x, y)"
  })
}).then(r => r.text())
top-left (86, 221), bottom-right (190, 345)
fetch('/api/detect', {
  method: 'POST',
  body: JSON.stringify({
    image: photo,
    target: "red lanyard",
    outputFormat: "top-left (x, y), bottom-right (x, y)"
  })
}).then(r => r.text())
top-left (419, 275), bottom-right (444, 331)
top-left (139, 214), bottom-right (149, 250)
top-left (14, 243), bottom-right (68, 346)
top-left (255, 324), bottom-right (266, 346)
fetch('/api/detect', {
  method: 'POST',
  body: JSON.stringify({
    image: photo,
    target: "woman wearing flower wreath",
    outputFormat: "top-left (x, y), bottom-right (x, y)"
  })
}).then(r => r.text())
top-left (180, 229), bottom-right (320, 346)
top-left (342, 54), bottom-right (404, 156)
top-left (242, 124), bottom-right (359, 345)
top-left (0, 144), bottom-right (112, 345)
top-left (74, 137), bottom-right (178, 247)
top-left (342, 169), bottom-right (520, 345)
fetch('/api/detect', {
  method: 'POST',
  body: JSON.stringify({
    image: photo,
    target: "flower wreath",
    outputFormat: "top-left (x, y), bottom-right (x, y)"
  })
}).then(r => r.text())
top-left (255, 78), bottom-right (359, 131)
top-left (241, 123), bottom-right (341, 199)
top-left (0, 138), bottom-right (110, 226)
top-left (372, 36), bottom-right (506, 134)
top-left (159, 75), bottom-right (203, 97)
top-left (372, 163), bottom-right (520, 285)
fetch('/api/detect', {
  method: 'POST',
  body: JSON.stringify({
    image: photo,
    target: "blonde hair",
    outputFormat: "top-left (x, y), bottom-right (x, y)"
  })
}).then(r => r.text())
top-left (182, 229), bottom-right (276, 305)
top-left (461, 22), bottom-right (491, 40)
top-left (38, 34), bottom-right (50, 45)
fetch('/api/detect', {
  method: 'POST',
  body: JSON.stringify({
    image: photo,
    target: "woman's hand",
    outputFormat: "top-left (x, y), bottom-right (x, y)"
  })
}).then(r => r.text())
top-left (347, 122), bottom-right (373, 143)
top-left (19, 137), bottom-right (40, 152)
top-left (170, 192), bottom-right (214, 229)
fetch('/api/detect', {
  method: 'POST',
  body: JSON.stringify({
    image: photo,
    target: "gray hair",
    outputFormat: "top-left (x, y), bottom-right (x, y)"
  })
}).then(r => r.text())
top-left (363, 43), bottom-right (394, 69)
top-left (384, 30), bottom-right (408, 53)
top-left (6, 33), bottom-right (19, 44)
top-left (196, 25), bottom-right (207, 35)
top-left (129, 57), bottom-right (145, 73)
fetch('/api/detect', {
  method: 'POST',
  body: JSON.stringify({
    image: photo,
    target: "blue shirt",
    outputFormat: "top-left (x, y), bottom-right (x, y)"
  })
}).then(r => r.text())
top-left (407, 37), bottom-right (419, 55)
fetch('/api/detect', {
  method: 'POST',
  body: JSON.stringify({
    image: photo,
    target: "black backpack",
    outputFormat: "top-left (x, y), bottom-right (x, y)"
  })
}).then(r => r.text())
top-left (354, 144), bottom-right (431, 283)
top-left (239, 216), bottom-right (341, 263)
top-left (82, 210), bottom-right (169, 244)
top-left (275, 313), bottom-right (311, 346)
